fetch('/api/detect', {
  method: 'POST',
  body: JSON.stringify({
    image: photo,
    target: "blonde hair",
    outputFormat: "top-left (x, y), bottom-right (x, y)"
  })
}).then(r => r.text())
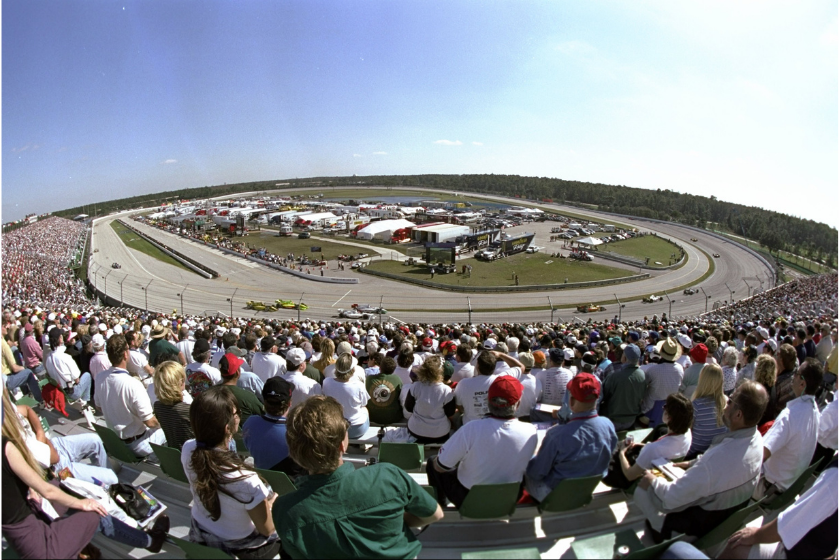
top-left (693, 364), bottom-right (726, 427)
top-left (154, 361), bottom-right (186, 405)
top-left (416, 355), bottom-right (444, 385)
top-left (334, 353), bottom-right (354, 382)
top-left (2, 389), bottom-right (45, 479)
top-left (76, 323), bottom-right (89, 337)
top-left (754, 354), bottom-right (777, 388)
top-left (313, 338), bottom-right (336, 373)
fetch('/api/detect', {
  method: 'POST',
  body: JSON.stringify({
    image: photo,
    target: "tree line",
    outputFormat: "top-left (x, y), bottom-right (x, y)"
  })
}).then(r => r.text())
top-left (52, 173), bottom-right (837, 268)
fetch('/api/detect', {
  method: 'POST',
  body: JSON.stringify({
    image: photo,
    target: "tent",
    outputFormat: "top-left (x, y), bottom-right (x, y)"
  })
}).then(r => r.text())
top-left (576, 236), bottom-right (604, 247)
top-left (356, 219), bottom-right (416, 241)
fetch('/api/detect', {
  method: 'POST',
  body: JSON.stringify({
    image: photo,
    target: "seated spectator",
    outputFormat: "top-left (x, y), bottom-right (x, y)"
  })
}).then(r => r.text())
top-left (311, 338), bottom-right (336, 378)
top-left (282, 347), bottom-right (323, 409)
top-left (405, 356), bottom-right (456, 444)
top-left (537, 348), bottom-right (575, 407)
top-left (251, 336), bottom-right (286, 383)
top-left (721, 458), bottom-right (837, 560)
top-left (721, 346), bottom-right (739, 396)
top-left (611, 393), bottom-right (693, 488)
top-left (600, 344), bottom-right (646, 431)
top-left (635, 381), bottom-right (768, 542)
top-left (323, 341), bottom-right (365, 384)
top-left (770, 343), bottom-right (798, 418)
top-left (687, 364), bottom-right (729, 459)
top-left (516, 353), bottom-right (541, 421)
top-left (813, 397), bottom-right (838, 471)
top-left (450, 344), bottom-right (475, 383)
top-left (323, 352), bottom-right (370, 439)
top-left (757, 358), bottom-right (821, 498)
top-left (426, 376), bottom-right (538, 507)
top-left (185, 338), bottom-right (221, 397)
top-left (97, 334), bottom-right (167, 458)
top-left (228, 346), bottom-right (264, 401)
top-left (181, 386), bottom-right (280, 558)
top-left (365, 355), bottom-right (404, 426)
top-left (126, 330), bottom-right (154, 386)
top-left (149, 324), bottom-right (186, 367)
top-left (242, 377), bottom-right (302, 476)
top-left (218, 353), bottom-right (264, 427)
top-left (641, 338), bottom-right (684, 419)
top-left (735, 345), bottom-right (758, 387)
top-left (19, 323), bottom-right (45, 377)
top-left (2, 389), bottom-right (169, 558)
top-left (152, 361), bottom-right (194, 451)
top-left (273, 395), bottom-right (443, 558)
top-left (6, 387), bottom-right (118, 486)
top-left (454, 350), bottom-right (502, 424)
top-left (525, 373), bottom-right (617, 502)
top-left (2, 317), bottom-right (43, 404)
top-left (754, 353), bottom-right (778, 428)
top-left (45, 327), bottom-right (91, 406)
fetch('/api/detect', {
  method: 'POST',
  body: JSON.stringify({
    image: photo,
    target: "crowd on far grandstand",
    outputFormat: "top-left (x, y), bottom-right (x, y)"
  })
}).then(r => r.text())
top-left (1, 215), bottom-right (838, 559)
top-left (1, 217), bottom-right (93, 309)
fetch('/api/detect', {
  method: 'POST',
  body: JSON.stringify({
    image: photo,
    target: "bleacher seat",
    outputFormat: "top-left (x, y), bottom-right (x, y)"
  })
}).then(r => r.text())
top-left (461, 547), bottom-right (540, 559)
top-left (693, 498), bottom-right (766, 554)
top-left (537, 474), bottom-right (603, 514)
top-left (92, 423), bottom-right (142, 464)
top-left (149, 443), bottom-right (189, 484)
top-left (255, 468), bottom-right (297, 496)
top-left (762, 458), bottom-right (823, 512)
top-left (459, 482), bottom-right (521, 520)
top-left (169, 536), bottom-right (234, 559)
top-left (378, 442), bottom-right (424, 471)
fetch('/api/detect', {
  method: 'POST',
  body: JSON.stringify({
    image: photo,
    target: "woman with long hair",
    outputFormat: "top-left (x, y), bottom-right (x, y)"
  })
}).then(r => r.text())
top-left (736, 345), bottom-right (759, 387)
top-left (404, 356), bottom-right (456, 444)
top-left (312, 338), bottom-right (335, 376)
top-left (754, 354), bottom-right (778, 427)
top-left (152, 361), bottom-right (194, 451)
top-left (721, 346), bottom-right (739, 396)
top-left (322, 353), bottom-right (370, 439)
top-left (687, 364), bottom-right (728, 459)
top-left (181, 386), bottom-right (280, 559)
top-left (1, 389), bottom-right (169, 558)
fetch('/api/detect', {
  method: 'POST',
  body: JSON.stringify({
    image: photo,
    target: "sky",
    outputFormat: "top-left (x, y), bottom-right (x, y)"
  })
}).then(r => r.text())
top-left (3, 1), bottom-right (838, 227)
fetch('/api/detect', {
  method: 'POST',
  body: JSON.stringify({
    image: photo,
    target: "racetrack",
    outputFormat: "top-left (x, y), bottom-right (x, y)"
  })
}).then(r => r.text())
top-left (88, 188), bottom-right (774, 324)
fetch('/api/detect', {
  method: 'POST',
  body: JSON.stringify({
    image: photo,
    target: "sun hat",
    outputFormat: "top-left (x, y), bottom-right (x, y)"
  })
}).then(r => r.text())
top-left (656, 338), bottom-right (683, 362)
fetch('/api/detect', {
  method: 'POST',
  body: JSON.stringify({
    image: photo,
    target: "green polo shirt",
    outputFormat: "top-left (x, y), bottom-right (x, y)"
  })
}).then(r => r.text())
top-left (274, 461), bottom-right (437, 559)
top-left (601, 364), bottom-right (646, 426)
top-left (226, 385), bottom-right (264, 427)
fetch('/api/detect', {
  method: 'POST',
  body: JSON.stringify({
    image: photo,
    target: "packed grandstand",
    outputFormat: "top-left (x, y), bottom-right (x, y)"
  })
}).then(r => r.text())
top-left (2, 213), bottom-right (837, 559)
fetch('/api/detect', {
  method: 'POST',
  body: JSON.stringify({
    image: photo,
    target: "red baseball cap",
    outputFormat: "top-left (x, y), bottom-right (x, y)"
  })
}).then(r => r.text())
top-left (219, 353), bottom-right (245, 377)
top-left (689, 343), bottom-right (708, 363)
top-left (567, 373), bottom-right (601, 402)
top-left (422, 337), bottom-right (434, 348)
top-left (440, 341), bottom-right (456, 353)
top-left (488, 376), bottom-right (523, 407)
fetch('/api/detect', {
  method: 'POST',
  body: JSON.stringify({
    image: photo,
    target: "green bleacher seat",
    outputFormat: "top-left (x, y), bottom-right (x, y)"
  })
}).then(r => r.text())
top-left (14, 396), bottom-right (38, 408)
top-left (378, 442), bottom-right (424, 471)
top-left (461, 547), bottom-right (541, 559)
top-left (459, 482), bottom-right (521, 520)
top-left (693, 498), bottom-right (766, 552)
top-left (92, 423), bottom-right (142, 464)
top-left (537, 474), bottom-right (603, 514)
top-left (255, 468), bottom-right (297, 497)
top-left (149, 443), bottom-right (189, 483)
top-left (422, 485), bottom-right (437, 500)
top-left (763, 457), bottom-right (823, 511)
top-left (169, 536), bottom-right (234, 559)
top-left (39, 416), bottom-right (50, 435)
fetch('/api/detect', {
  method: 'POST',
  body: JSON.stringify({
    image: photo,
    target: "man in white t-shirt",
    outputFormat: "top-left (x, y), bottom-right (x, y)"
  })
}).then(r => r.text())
top-left (323, 342), bottom-right (366, 384)
top-left (251, 336), bottom-right (287, 382)
top-left (126, 330), bottom-right (154, 386)
top-left (427, 376), bottom-right (538, 507)
top-left (283, 348), bottom-right (323, 410)
top-left (758, 358), bottom-right (821, 497)
top-left (454, 350), bottom-right (523, 424)
top-left (450, 345), bottom-right (475, 383)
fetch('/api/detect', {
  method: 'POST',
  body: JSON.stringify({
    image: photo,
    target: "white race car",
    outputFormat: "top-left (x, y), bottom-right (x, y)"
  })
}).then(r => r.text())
top-left (352, 304), bottom-right (388, 314)
top-left (337, 308), bottom-right (370, 320)
top-left (642, 295), bottom-right (663, 303)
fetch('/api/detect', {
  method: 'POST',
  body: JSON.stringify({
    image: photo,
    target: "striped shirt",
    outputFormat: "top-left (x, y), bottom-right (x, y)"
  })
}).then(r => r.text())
top-left (689, 396), bottom-right (728, 456)
top-left (153, 400), bottom-right (193, 451)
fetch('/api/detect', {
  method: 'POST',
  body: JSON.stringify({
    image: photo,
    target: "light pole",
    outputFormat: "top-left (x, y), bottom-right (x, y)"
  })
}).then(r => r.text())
top-left (548, 296), bottom-right (555, 323)
top-left (724, 282), bottom-right (735, 303)
top-left (614, 293), bottom-right (622, 323)
top-left (141, 279), bottom-right (153, 311)
top-left (177, 285), bottom-right (189, 315)
top-left (118, 275), bottom-right (127, 306)
top-left (700, 287), bottom-right (710, 313)
top-left (379, 295), bottom-right (384, 326)
top-left (297, 292), bottom-right (305, 322)
top-left (467, 297), bottom-right (472, 325)
top-left (743, 278), bottom-right (752, 298)
top-left (227, 287), bottom-right (238, 318)
top-left (756, 276), bottom-right (764, 293)
top-left (103, 269), bottom-right (113, 301)
top-left (664, 293), bottom-right (673, 319)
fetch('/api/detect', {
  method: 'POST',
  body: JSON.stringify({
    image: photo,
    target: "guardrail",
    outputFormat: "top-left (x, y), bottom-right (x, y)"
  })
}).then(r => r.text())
top-left (117, 220), bottom-right (217, 279)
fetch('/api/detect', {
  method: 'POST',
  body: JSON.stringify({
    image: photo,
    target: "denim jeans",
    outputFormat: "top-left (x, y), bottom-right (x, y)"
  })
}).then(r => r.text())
top-left (52, 433), bottom-right (119, 486)
top-left (4, 368), bottom-right (44, 402)
top-left (127, 427), bottom-right (167, 459)
top-left (347, 416), bottom-right (371, 440)
top-left (98, 515), bottom-right (151, 549)
top-left (68, 372), bottom-right (92, 402)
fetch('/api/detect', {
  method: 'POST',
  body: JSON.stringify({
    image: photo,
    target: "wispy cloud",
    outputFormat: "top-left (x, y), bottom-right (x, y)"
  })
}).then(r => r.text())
top-left (353, 153), bottom-right (363, 158)
top-left (12, 145), bottom-right (30, 153)
top-left (161, 159), bottom-right (178, 164)
top-left (372, 151), bottom-right (388, 155)
top-left (434, 139), bottom-right (462, 146)
top-left (472, 141), bottom-right (484, 146)
top-left (58, 146), bottom-right (69, 153)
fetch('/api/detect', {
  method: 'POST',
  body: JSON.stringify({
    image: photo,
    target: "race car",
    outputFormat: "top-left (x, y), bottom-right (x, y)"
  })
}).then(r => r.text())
top-left (576, 304), bottom-right (606, 313)
top-left (352, 303), bottom-right (387, 314)
top-left (264, 305), bottom-right (278, 312)
top-left (691, 238), bottom-right (698, 242)
top-left (276, 299), bottom-right (308, 310)
top-left (642, 295), bottom-right (663, 303)
top-left (683, 288), bottom-right (699, 295)
top-left (111, 262), bottom-right (121, 269)
top-left (246, 300), bottom-right (265, 310)
top-left (713, 253), bottom-right (720, 258)
top-left (337, 308), bottom-right (370, 320)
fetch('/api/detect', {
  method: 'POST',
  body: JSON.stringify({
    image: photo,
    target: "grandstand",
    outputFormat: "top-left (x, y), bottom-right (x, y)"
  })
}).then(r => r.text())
top-left (1, 215), bottom-right (837, 559)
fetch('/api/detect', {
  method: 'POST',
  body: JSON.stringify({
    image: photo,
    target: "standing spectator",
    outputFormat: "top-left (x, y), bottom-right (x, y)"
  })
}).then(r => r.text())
top-left (525, 373), bottom-right (617, 502)
top-left (152, 361), bottom-right (194, 451)
top-left (687, 364), bottom-right (729, 459)
top-left (273, 395), bottom-right (443, 558)
top-left (426, 377), bottom-right (538, 508)
top-left (242, 377), bottom-right (302, 476)
top-left (600, 344), bottom-right (646, 431)
top-left (323, 353), bottom-right (370, 439)
top-left (365, 355), bottom-right (404, 426)
top-left (97, 334), bottom-right (167, 458)
top-left (176, 326), bottom-right (195, 367)
top-left (816, 324), bottom-right (834, 364)
top-left (757, 358), bottom-right (821, 498)
top-left (181, 386), bottom-right (280, 558)
top-left (149, 324), bottom-right (186, 367)
top-left (405, 356), bottom-right (456, 444)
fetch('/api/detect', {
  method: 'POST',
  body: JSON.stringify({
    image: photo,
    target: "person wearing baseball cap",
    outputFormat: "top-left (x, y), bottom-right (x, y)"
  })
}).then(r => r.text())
top-left (241, 377), bottom-right (302, 476)
top-left (426, 376), bottom-right (538, 508)
top-left (525, 373), bottom-right (617, 502)
top-left (251, 336), bottom-right (287, 383)
top-left (531, 347), bottom-right (575, 424)
top-left (282, 347), bottom-right (323, 410)
top-left (679, 344), bottom-right (708, 399)
top-left (219, 353), bottom-right (264, 426)
top-left (600, 343), bottom-right (647, 432)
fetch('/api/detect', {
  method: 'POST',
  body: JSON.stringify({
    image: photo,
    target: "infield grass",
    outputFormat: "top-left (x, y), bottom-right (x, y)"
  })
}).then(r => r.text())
top-left (599, 235), bottom-right (683, 268)
top-left (109, 221), bottom-right (194, 273)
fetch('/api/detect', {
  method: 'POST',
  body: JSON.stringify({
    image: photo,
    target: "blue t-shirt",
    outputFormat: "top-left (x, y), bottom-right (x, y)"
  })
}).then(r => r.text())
top-left (242, 413), bottom-right (290, 470)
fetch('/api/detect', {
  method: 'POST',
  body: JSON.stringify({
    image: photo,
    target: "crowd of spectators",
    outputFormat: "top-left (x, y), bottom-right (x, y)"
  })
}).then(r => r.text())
top-left (1, 217), bottom-right (92, 309)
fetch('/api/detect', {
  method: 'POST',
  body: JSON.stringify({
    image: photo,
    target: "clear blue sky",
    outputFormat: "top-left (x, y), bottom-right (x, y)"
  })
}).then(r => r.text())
top-left (3, 1), bottom-right (837, 227)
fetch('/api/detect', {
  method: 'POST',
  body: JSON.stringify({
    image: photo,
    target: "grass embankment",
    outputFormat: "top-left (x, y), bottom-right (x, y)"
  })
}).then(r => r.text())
top-left (601, 235), bottom-right (684, 268)
top-left (365, 252), bottom-right (634, 288)
top-left (109, 221), bottom-right (195, 273)
top-left (247, 231), bottom-right (373, 261)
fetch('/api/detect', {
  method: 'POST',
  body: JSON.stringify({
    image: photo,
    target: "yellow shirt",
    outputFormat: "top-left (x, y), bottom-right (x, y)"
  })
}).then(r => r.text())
top-left (828, 344), bottom-right (837, 376)
top-left (2, 338), bottom-right (16, 375)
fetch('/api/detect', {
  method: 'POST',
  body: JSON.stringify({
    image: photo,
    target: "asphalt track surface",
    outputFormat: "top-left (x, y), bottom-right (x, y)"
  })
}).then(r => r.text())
top-left (89, 188), bottom-right (774, 324)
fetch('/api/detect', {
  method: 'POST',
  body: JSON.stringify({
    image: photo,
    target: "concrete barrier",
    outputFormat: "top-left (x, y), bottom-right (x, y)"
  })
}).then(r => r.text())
top-left (117, 220), bottom-right (216, 279)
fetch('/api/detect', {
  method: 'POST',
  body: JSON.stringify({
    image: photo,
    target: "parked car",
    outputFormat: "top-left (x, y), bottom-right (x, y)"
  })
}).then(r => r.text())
top-left (298, 232), bottom-right (311, 239)
top-left (525, 246), bottom-right (544, 254)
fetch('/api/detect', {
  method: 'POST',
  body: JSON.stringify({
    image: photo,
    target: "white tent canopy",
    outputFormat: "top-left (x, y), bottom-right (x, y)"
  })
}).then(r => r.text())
top-left (356, 219), bottom-right (416, 240)
top-left (576, 236), bottom-right (604, 246)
